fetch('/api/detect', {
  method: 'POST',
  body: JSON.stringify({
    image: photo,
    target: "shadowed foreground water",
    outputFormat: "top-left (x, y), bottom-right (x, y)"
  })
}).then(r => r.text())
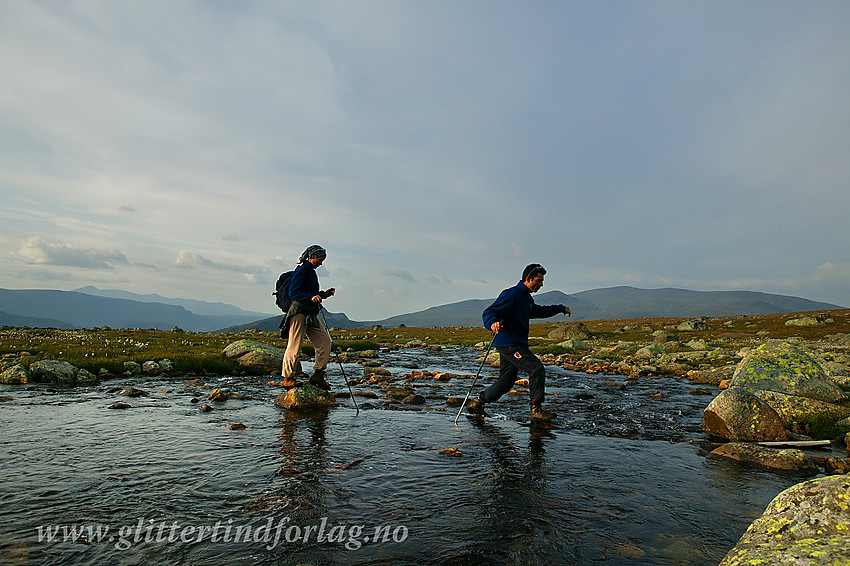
top-left (0, 347), bottom-right (829, 565)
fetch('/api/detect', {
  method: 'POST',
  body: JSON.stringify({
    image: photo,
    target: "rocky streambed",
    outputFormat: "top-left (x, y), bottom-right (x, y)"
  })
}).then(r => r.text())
top-left (2, 310), bottom-right (850, 564)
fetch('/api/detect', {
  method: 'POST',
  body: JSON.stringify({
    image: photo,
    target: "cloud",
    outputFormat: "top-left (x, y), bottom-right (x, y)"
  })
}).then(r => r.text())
top-left (222, 233), bottom-right (239, 242)
top-left (173, 251), bottom-right (264, 276)
top-left (424, 275), bottom-right (452, 285)
top-left (11, 237), bottom-right (128, 269)
top-left (381, 269), bottom-right (416, 282)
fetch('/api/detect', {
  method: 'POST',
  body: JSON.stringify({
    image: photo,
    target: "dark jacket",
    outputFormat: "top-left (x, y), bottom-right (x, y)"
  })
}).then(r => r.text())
top-left (289, 262), bottom-right (321, 304)
top-left (482, 281), bottom-right (566, 348)
top-left (280, 263), bottom-right (325, 332)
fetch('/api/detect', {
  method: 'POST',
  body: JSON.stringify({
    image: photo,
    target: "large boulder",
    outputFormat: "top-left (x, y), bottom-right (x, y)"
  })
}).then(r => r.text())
top-left (677, 319), bottom-right (709, 331)
top-left (731, 342), bottom-right (849, 405)
top-left (710, 442), bottom-right (817, 475)
top-left (223, 340), bottom-right (285, 374)
top-left (274, 383), bottom-right (337, 410)
top-left (548, 322), bottom-right (594, 341)
top-left (29, 360), bottom-right (98, 387)
top-left (703, 387), bottom-right (787, 441)
top-left (784, 315), bottom-right (827, 327)
top-left (719, 475), bottom-right (850, 565)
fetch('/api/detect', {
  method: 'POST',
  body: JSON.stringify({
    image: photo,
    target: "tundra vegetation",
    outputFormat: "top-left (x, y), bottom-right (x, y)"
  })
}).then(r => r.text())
top-left (1, 310), bottom-right (848, 382)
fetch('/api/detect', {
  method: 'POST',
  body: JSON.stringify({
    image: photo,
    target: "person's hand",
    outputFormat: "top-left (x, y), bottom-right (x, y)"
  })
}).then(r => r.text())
top-left (311, 295), bottom-right (323, 303)
top-left (564, 306), bottom-right (571, 317)
top-left (491, 322), bottom-right (501, 334)
top-left (325, 288), bottom-right (336, 297)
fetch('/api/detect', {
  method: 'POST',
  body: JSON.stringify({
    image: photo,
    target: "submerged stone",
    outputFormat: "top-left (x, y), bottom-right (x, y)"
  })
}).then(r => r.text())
top-left (710, 442), bottom-right (817, 475)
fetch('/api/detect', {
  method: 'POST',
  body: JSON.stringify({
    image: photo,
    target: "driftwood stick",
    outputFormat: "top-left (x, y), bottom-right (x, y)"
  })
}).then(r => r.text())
top-left (757, 440), bottom-right (833, 448)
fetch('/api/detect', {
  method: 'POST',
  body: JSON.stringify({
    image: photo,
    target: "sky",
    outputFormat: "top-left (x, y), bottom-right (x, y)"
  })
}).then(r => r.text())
top-left (1, 1), bottom-right (849, 321)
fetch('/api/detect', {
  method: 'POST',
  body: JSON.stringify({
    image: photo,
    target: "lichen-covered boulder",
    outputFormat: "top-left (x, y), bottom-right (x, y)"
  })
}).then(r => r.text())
top-left (719, 475), bottom-right (850, 565)
top-left (223, 340), bottom-right (285, 374)
top-left (274, 383), bottom-right (337, 410)
top-left (0, 364), bottom-right (30, 384)
top-left (703, 387), bottom-right (787, 441)
top-left (29, 360), bottom-right (98, 387)
top-left (731, 342), bottom-right (849, 405)
top-left (710, 442), bottom-right (817, 475)
top-left (548, 322), bottom-right (594, 341)
top-left (784, 315), bottom-right (827, 327)
top-left (678, 319), bottom-right (709, 331)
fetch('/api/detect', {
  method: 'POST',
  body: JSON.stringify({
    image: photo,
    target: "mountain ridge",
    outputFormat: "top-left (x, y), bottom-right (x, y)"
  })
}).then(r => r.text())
top-left (1, 286), bottom-right (844, 332)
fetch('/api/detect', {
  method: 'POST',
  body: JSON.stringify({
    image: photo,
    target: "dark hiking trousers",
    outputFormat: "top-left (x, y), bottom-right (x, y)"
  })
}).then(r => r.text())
top-left (479, 345), bottom-right (546, 406)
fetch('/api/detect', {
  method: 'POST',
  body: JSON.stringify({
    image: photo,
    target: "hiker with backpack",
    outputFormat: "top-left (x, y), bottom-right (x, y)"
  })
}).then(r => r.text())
top-left (277, 245), bottom-right (336, 390)
top-left (466, 263), bottom-right (570, 422)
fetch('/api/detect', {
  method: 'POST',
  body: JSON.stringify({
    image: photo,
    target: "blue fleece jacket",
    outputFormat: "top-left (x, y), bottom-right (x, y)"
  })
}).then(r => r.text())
top-left (288, 262), bottom-right (320, 304)
top-left (482, 281), bottom-right (566, 347)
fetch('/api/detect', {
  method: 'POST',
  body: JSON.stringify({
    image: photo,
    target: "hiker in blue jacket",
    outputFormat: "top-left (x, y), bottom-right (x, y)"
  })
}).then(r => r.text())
top-left (467, 263), bottom-right (570, 421)
top-left (281, 245), bottom-right (336, 390)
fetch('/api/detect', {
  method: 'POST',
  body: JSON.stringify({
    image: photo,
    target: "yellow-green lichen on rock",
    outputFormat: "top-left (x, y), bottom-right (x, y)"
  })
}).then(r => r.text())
top-left (223, 339), bottom-right (286, 374)
top-left (703, 387), bottom-right (787, 441)
top-left (719, 475), bottom-right (850, 566)
top-left (752, 390), bottom-right (850, 431)
top-left (731, 342), bottom-right (849, 405)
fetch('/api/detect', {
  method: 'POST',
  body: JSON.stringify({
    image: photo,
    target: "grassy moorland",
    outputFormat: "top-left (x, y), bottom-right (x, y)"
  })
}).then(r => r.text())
top-left (1, 309), bottom-right (849, 382)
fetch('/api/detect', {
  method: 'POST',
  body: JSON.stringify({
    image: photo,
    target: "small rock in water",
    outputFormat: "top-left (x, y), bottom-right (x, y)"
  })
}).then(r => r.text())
top-left (446, 397), bottom-right (464, 407)
top-left (440, 447), bottom-right (463, 457)
top-left (403, 394), bottom-right (426, 405)
top-left (199, 404), bottom-right (213, 412)
top-left (228, 423), bottom-right (247, 430)
top-left (209, 388), bottom-right (229, 401)
top-left (824, 457), bottom-right (850, 475)
top-left (119, 387), bottom-right (148, 398)
top-left (109, 403), bottom-right (132, 410)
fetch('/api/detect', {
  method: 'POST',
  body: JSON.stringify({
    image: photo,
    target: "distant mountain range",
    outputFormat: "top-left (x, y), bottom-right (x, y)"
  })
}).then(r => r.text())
top-left (0, 286), bottom-right (844, 332)
top-left (0, 288), bottom-right (274, 332)
top-left (220, 286), bottom-right (845, 332)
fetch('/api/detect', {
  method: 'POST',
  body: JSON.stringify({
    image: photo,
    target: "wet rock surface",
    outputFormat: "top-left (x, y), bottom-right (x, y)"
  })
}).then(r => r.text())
top-left (719, 475), bottom-right (850, 566)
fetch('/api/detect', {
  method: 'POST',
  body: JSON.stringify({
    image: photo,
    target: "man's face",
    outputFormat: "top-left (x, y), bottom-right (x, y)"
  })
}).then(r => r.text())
top-left (524, 273), bottom-right (544, 293)
top-left (309, 256), bottom-right (325, 267)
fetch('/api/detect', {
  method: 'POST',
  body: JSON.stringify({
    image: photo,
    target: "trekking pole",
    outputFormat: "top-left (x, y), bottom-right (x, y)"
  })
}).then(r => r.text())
top-left (454, 331), bottom-right (497, 424)
top-left (319, 309), bottom-right (359, 414)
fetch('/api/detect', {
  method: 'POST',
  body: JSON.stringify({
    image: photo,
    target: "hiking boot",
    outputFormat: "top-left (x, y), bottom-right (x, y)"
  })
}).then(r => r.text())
top-left (465, 397), bottom-right (486, 416)
top-left (530, 404), bottom-right (555, 422)
top-left (308, 369), bottom-right (331, 391)
top-left (282, 373), bottom-right (306, 389)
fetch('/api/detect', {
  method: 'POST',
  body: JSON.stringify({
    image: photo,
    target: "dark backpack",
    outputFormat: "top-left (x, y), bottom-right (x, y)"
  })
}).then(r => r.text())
top-left (273, 270), bottom-right (295, 313)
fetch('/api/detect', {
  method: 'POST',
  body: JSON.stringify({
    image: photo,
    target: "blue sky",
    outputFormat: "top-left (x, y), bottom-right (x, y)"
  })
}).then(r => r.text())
top-left (1, 1), bottom-right (848, 320)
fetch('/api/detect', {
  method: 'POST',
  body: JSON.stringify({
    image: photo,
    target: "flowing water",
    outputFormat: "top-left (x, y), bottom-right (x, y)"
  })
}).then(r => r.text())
top-left (0, 346), bottom-right (835, 565)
